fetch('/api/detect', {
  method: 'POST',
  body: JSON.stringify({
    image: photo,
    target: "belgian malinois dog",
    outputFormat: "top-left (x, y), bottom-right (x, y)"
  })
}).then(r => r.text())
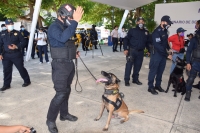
top-left (95, 71), bottom-right (144, 131)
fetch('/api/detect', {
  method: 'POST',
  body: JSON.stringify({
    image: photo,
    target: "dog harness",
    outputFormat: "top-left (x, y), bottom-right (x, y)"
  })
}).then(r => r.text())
top-left (102, 89), bottom-right (122, 111)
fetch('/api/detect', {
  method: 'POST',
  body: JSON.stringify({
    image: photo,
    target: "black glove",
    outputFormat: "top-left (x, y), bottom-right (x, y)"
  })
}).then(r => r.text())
top-left (179, 48), bottom-right (185, 53)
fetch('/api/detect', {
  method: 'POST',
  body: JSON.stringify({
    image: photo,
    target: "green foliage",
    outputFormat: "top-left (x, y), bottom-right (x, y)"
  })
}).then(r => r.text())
top-left (43, 13), bottom-right (56, 27)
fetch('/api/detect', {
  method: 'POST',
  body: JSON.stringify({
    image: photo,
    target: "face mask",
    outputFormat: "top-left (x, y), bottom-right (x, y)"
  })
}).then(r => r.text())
top-left (163, 24), bottom-right (170, 30)
top-left (115, 28), bottom-right (118, 30)
top-left (61, 16), bottom-right (71, 26)
top-left (21, 28), bottom-right (25, 30)
top-left (7, 25), bottom-right (14, 31)
top-left (138, 23), bottom-right (144, 28)
top-left (180, 32), bottom-right (184, 37)
top-left (2, 27), bottom-right (6, 31)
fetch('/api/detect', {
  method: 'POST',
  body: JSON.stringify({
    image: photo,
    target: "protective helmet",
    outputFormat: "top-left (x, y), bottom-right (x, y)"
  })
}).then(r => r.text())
top-left (58, 4), bottom-right (76, 19)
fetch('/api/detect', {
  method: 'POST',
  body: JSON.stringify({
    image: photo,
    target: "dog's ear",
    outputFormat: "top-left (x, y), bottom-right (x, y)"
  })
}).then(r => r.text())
top-left (116, 78), bottom-right (121, 83)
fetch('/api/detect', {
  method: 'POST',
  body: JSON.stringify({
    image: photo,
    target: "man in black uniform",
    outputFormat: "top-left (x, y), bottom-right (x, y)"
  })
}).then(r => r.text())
top-left (0, 19), bottom-right (31, 91)
top-left (1, 24), bottom-right (7, 32)
top-left (123, 17), bottom-right (150, 86)
top-left (90, 24), bottom-right (98, 49)
top-left (147, 15), bottom-right (173, 95)
top-left (20, 25), bottom-right (30, 56)
top-left (80, 30), bottom-right (89, 51)
top-left (46, 4), bottom-right (84, 133)
top-left (185, 20), bottom-right (200, 101)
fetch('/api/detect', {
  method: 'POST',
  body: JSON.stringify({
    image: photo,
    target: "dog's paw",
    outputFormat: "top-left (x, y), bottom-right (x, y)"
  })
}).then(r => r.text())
top-left (103, 128), bottom-right (108, 131)
top-left (165, 91), bottom-right (168, 93)
top-left (174, 95), bottom-right (177, 97)
top-left (120, 120), bottom-right (125, 124)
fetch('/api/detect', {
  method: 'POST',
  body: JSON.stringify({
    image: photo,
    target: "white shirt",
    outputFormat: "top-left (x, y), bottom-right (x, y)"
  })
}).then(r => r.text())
top-left (111, 29), bottom-right (118, 38)
top-left (119, 31), bottom-right (127, 38)
top-left (35, 32), bottom-right (47, 46)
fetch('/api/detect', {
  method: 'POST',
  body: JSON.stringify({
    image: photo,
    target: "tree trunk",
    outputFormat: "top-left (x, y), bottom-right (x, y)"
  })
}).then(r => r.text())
top-left (134, 7), bottom-right (142, 19)
top-left (38, 16), bottom-right (43, 28)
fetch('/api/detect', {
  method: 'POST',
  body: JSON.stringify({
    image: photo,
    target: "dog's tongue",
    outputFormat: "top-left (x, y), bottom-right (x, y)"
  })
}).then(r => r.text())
top-left (96, 78), bottom-right (108, 83)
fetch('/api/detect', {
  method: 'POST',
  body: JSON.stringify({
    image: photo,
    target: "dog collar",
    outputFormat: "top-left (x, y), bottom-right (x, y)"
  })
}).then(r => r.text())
top-left (104, 89), bottom-right (119, 95)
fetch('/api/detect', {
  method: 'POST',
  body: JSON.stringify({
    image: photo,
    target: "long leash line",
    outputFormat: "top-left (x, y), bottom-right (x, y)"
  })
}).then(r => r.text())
top-left (75, 58), bottom-right (83, 92)
top-left (79, 56), bottom-right (97, 81)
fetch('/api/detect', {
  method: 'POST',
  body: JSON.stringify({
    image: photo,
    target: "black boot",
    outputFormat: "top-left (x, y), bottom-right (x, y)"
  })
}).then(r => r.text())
top-left (184, 90), bottom-right (191, 101)
top-left (46, 120), bottom-right (58, 133)
top-left (192, 81), bottom-right (200, 89)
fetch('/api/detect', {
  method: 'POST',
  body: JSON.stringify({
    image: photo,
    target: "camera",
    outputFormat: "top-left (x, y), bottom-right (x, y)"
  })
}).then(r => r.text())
top-left (30, 127), bottom-right (36, 133)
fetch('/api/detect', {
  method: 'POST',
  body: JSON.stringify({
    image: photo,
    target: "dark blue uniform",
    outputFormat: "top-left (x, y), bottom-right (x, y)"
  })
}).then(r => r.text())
top-left (20, 29), bottom-right (29, 55)
top-left (124, 26), bottom-right (150, 83)
top-left (148, 25), bottom-right (169, 89)
top-left (47, 19), bottom-right (78, 122)
top-left (0, 30), bottom-right (30, 87)
top-left (90, 29), bottom-right (98, 49)
top-left (185, 30), bottom-right (200, 91)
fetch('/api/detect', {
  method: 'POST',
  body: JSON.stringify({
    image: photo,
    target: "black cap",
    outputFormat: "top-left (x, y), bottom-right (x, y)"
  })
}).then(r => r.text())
top-left (177, 27), bottom-right (187, 33)
top-left (92, 24), bottom-right (96, 27)
top-left (161, 15), bottom-right (173, 25)
top-left (1, 24), bottom-right (5, 27)
top-left (5, 19), bottom-right (14, 25)
top-left (137, 17), bottom-right (145, 21)
top-left (20, 25), bottom-right (24, 28)
top-left (187, 33), bottom-right (193, 37)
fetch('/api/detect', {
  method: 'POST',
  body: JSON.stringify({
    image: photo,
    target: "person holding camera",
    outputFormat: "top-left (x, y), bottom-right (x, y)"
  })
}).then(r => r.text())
top-left (0, 19), bottom-right (31, 91)
top-left (46, 4), bottom-right (84, 133)
top-left (0, 125), bottom-right (33, 133)
top-left (168, 27), bottom-right (187, 73)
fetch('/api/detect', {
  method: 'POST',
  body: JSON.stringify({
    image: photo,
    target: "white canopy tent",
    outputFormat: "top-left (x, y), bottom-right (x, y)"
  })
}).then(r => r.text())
top-left (26, 0), bottom-right (156, 61)
top-left (91, 0), bottom-right (156, 10)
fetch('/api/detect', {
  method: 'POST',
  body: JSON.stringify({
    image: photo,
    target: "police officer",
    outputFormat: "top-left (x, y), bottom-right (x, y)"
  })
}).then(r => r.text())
top-left (147, 15), bottom-right (173, 95)
top-left (90, 24), bottom-right (98, 49)
top-left (185, 20), bottom-right (200, 101)
top-left (46, 4), bottom-right (84, 133)
top-left (80, 30), bottom-right (89, 51)
top-left (0, 19), bottom-right (31, 91)
top-left (1, 24), bottom-right (7, 32)
top-left (124, 17), bottom-right (150, 86)
top-left (20, 25), bottom-right (30, 56)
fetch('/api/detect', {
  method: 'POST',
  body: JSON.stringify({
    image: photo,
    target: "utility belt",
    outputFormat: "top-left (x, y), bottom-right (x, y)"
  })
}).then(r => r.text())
top-left (53, 59), bottom-right (73, 63)
top-left (192, 58), bottom-right (200, 62)
top-left (50, 40), bottom-right (76, 60)
top-left (5, 49), bottom-right (20, 54)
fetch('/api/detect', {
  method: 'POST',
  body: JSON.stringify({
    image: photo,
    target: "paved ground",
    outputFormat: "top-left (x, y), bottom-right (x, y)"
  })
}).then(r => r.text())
top-left (0, 45), bottom-right (200, 133)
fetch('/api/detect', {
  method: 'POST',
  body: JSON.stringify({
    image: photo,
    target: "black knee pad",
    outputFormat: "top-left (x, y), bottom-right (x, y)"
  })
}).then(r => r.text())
top-left (53, 92), bottom-right (67, 106)
top-left (187, 74), bottom-right (196, 86)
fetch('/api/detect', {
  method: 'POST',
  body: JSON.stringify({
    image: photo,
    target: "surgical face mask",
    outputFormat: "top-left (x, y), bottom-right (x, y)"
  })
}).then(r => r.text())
top-left (7, 25), bottom-right (14, 31)
top-left (21, 28), bottom-right (25, 30)
top-left (138, 23), bottom-right (144, 28)
top-left (180, 32), bottom-right (184, 37)
top-left (163, 24), bottom-right (170, 30)
top-left (2, 27), bottom-right (6, 31)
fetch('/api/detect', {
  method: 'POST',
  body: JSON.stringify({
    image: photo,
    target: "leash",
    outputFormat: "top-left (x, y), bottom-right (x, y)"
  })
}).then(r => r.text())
top-left (78, 55), bottom-right (97, 81)
top-left (75, 56), bottom-right (83, 92)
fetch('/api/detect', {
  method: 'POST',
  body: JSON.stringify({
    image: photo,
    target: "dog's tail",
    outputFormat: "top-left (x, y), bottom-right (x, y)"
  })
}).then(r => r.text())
top-left (129, 110), bottom-right (144, 114)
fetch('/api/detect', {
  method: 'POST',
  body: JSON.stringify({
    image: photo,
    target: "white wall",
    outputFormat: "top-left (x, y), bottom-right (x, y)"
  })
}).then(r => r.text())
top-left (154, 1), bottom-right (200, 37)
top-left (0, 21), bottom-right (21, 31)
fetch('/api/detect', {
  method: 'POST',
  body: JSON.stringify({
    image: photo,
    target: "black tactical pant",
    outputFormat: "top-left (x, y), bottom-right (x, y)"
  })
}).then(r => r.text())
top-left (47, 59), bottom-right (75, 122)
